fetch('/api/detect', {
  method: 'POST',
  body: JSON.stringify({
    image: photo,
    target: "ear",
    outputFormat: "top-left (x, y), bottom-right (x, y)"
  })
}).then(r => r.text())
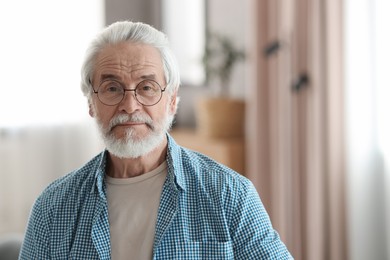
top-left (88, 102), bottom-right (95, 118)
top-left (168, 92), bottom-right (178, 115)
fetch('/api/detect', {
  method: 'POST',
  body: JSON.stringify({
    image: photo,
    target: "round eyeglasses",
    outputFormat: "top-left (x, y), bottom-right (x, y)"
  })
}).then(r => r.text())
top-left (93, 79), bottom-right (166, 106)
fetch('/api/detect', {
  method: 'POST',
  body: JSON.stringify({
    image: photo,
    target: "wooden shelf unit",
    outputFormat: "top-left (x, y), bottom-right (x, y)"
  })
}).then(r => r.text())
top-left (170, 128), bottom-right (245, 175)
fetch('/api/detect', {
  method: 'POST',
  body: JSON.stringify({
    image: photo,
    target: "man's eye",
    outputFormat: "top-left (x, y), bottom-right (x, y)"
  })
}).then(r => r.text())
top-left (101, 82), bottom-right (122, 93)
top-left (107, 86), bottom-right (121, 92)
top-left (141, 85), bottom-right (153, 91)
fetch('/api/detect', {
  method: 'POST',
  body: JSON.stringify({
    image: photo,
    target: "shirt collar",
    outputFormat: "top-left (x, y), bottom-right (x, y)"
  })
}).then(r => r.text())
top-left (92, 150), bottom-right (108, 198)
top-left (91, 133), bottom-right (187, 196)
top-left (166, 133), bottom-right (187, 191)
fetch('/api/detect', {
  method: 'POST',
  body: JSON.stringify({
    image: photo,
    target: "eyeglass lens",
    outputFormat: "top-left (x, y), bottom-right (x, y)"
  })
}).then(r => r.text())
top-left (97, 80), bottom-right (163, 106)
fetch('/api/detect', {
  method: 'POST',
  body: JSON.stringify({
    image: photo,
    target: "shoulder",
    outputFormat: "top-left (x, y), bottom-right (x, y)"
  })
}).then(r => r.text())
top-left (182, 146), bottom-right (248, 184)
top-left (168, 135), bottom-right (253, 199)
top-left (34, 152), bottom-right (104, 210)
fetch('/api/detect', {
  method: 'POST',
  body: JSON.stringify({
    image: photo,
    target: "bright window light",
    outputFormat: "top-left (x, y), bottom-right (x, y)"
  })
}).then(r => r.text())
top-left (162, 0), bottom-right (206, 86)
top-left (0, 0), bottom-right (104, 127)
top-left (374, 0), bottom-right (390, 159)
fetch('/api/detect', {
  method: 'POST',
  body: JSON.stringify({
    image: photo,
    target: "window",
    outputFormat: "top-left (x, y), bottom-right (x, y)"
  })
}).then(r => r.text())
top-left (0, 0), bottom-right (104, 127)
top-left (162, 0), bottom-right (206, 86)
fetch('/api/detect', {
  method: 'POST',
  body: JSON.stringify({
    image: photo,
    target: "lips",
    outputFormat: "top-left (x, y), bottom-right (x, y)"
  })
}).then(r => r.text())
top-left (116, 122), bottom-right (145, 127)
top-left (108, 113), bottom-right (154, 132)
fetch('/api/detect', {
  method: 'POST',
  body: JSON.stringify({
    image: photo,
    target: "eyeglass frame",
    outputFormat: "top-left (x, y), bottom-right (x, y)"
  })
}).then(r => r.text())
top-left (91, 78), bottom-right (167, 107)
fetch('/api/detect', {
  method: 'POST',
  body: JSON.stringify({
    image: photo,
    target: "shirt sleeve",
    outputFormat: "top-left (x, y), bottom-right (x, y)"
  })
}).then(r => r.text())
top-left (230, 179), bottom-right (293, 259)
top-left (19, 197), bottom-right (51, 260)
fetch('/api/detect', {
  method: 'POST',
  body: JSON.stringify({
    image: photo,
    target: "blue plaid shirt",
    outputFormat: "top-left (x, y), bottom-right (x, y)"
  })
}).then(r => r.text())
top-left (19, 134), bottom-right (292, 259)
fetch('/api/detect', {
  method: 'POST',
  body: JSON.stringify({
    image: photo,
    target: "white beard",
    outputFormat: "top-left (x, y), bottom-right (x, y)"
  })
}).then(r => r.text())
top-left (94, 108), bottom-right (174, 159)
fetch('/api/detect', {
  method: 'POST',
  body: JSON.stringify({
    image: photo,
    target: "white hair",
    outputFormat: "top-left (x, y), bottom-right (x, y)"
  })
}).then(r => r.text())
top-left (80, 21), bottom-right (181, 101)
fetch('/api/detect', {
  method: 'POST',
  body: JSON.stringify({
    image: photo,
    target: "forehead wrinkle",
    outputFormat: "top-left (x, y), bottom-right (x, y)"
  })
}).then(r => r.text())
top-left (94, 43), bottom-right (164, 84)
top-left (119, 59), bottom-right (160, 71)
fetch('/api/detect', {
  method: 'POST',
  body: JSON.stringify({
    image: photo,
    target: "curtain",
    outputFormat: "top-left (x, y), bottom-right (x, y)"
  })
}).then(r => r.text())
top-left (0, 122), bottom-right (103, 235)
top-left (248, 0), bottom-right (346, 259)
top-left (0, 0), bottom-right (104, 236)
top-left (345, 0), bottom-right (390, 259)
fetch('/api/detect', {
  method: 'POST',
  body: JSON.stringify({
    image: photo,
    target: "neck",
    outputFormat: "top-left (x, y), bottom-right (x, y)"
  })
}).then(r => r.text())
top-left (106, 137), bottom-right (168, 178)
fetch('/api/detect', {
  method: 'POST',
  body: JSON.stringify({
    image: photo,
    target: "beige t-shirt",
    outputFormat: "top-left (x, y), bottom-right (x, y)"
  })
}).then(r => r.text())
top-left (105, 162), bottom-right (167, 260)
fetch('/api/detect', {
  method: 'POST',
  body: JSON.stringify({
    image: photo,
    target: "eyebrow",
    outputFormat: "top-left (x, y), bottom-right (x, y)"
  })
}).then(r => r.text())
top-left (140, 74), bottom-right (157, 80)
top-left (100, 74), bottom-right (121, 82)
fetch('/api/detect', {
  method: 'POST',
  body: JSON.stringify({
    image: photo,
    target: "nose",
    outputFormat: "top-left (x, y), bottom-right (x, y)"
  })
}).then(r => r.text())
top-left (117, 90), bottom-right (142, 113)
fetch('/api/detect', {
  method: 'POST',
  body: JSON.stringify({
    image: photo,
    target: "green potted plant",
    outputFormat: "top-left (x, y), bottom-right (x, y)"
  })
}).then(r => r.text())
top-left (203, 32), bottom-right (245, 96)
top-left (196, 32), bottom-right (246, 138)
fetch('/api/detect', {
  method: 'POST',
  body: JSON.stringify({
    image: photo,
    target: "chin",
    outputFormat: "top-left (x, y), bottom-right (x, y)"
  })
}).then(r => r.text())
top-left (105, 130), bottom-right (166, 159)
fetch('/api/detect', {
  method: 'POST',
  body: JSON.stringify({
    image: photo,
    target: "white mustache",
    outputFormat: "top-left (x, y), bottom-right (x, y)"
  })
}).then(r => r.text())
top-left (108, 113), bottom-right (154, 131)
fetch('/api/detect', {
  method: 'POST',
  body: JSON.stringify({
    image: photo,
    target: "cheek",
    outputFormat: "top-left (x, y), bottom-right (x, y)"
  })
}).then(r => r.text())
top-left (145, 98), bottom-right (169, 119)
top-left (92, 103), bottom-right (116, 125)
top-left (160, 101), bottom-right (172, 119)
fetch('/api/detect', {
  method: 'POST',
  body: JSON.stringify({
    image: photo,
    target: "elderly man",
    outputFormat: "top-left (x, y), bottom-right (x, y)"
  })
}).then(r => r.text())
top-left (19, 21), bottom-right (293, 259)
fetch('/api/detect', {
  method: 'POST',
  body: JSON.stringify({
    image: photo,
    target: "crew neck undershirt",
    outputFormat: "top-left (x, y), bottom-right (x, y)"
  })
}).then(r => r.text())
top-left (105, 161), bottom-right (168, 260)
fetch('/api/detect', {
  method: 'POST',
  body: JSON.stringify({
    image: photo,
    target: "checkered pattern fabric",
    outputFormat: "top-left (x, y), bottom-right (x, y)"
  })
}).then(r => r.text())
top-left (19, 134), bottom-right (293, 259)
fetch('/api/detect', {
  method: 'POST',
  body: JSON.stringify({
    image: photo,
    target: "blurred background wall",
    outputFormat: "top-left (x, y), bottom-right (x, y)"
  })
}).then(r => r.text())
top-left (0, 0), bottom-right (389, 259)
